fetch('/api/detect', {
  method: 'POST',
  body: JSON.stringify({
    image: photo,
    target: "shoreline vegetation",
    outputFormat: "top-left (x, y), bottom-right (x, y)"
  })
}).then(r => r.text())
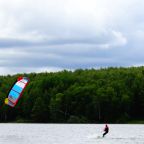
top-left (0, 67), bottom-right (144, 123)
top-left (3, 120), bottom-right (144, 124)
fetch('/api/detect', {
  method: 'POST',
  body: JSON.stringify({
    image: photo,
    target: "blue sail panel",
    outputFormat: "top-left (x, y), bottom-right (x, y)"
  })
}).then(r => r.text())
top-left (5, 76), bottom-right (29, 107)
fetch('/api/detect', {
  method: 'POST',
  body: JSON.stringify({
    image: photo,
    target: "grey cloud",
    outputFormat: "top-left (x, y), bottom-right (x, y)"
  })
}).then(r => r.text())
top-left (0, 29), bottom-right (126, 48)
top-left (0, 38), bottom-right (35, 48)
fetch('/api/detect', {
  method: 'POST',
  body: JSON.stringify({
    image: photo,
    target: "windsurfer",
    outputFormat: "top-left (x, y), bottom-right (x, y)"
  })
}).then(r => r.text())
top-left (103, 124), bottom-right (109, 137)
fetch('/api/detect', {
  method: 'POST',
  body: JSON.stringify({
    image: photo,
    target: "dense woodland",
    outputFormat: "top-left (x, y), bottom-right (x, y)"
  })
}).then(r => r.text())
top-left (0, 67), bottom-right (144, 123)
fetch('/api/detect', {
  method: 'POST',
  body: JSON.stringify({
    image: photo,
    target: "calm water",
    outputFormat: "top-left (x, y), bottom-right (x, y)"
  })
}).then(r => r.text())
top-left (0, 124), bottom-right (143, 144)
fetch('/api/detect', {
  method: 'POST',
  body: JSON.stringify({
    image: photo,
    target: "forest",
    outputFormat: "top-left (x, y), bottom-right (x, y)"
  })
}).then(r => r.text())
top-left (0, 66), bottom-right (144, 123)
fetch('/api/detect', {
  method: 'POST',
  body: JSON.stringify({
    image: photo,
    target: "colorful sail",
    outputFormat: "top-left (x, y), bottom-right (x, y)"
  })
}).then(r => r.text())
top-left (5, 77), bottom-right (29, 107)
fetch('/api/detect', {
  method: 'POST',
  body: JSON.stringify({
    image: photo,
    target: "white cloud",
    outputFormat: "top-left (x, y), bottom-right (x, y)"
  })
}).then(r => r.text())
top-left (0, 66), bottom-right (64, 75)
top-left (111, 31), bottom-right (127, 46)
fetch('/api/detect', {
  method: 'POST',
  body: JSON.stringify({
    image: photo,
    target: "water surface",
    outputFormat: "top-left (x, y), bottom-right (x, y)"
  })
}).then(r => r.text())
top-left (0, 124), bottom-right (143, 144)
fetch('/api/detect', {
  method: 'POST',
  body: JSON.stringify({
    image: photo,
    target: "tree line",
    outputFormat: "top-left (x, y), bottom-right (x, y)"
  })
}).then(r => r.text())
top-left (0, 67), bottom-right (144, 123)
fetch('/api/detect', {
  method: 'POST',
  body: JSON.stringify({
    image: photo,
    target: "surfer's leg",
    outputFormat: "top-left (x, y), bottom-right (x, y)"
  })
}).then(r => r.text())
top-left (103, 132), bottom-right (106, 137)
top-left (103, 132), bottom-right (108, 137)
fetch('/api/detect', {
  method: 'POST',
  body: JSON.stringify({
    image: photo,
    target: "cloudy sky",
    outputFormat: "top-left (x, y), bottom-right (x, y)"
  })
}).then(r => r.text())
top-left (0, 0), bottom-right (144, 75)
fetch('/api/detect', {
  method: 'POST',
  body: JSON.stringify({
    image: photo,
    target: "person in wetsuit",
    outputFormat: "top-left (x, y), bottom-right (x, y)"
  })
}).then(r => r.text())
top-left (103, 124), bottom-right (109, 137)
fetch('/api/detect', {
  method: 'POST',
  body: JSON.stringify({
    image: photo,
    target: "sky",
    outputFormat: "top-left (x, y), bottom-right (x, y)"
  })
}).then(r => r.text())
top-left (0, 0), bottom-right (144, 75)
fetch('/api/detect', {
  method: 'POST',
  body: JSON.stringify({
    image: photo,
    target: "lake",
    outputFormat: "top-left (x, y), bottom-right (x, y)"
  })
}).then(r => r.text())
top-left (0, 124), bottom-right (143, 144)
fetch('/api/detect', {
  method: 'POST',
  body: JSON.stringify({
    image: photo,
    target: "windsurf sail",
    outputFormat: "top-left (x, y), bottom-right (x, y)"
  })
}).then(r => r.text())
top-left (5, 77), bottom-right (29, 107)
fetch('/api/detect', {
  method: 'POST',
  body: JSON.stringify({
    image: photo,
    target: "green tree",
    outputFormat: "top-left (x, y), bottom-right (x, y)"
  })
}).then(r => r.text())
top-left (31, 97), bottom-right (49, 122)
